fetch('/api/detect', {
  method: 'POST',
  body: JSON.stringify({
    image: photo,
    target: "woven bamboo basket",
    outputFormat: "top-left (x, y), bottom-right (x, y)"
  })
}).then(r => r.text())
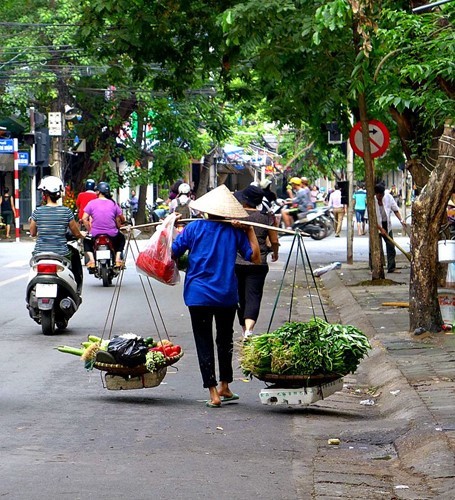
top-left (93, 351), bottom-right (184, 377)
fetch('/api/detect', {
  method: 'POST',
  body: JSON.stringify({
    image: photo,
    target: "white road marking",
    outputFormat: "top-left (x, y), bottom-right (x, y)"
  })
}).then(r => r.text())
top-left (4, 260), bottom-right (29, 268)
top-left (0, 272), bottom-right (29, 287)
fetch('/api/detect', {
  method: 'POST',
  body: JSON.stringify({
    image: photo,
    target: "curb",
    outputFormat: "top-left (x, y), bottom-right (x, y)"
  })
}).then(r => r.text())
top-left (321, 269), bottom-right (455, 497)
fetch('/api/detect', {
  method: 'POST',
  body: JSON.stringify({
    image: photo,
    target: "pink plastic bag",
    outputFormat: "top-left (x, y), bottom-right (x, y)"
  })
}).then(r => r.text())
top-left (136, 214), bottom-right (180, 285)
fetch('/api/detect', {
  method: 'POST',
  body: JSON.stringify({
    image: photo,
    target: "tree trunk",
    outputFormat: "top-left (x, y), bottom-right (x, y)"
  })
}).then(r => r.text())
top-left (409, 124), bottom-right (455, 332)
top-left (196, 150), bottom-right (215, 198)
top-left (358, 92), bottom-right (384, 280)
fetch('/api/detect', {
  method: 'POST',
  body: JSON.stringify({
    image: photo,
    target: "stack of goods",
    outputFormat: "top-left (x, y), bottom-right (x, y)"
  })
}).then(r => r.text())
top-left (57, 333), bottom-right (183, 376)
top-left (240, 317), bottom-right (370, 383)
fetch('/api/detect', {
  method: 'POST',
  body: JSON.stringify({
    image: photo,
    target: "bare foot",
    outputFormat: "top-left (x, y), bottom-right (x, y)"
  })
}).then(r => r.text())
top-left (217, 382), bottom-right (234, 399)
top-left (208, 386), bottom-right (221, 406)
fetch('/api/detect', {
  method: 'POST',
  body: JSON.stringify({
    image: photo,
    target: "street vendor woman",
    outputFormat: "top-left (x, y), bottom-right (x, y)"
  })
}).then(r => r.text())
top-left (172, 184), bottom-right (260, 408)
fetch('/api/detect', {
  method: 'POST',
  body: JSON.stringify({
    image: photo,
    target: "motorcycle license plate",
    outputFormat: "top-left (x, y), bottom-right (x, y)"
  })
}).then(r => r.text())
top-left (35, 283), bottom-right (58, 298)
top-left (96, 250), bottom-right (111, 260)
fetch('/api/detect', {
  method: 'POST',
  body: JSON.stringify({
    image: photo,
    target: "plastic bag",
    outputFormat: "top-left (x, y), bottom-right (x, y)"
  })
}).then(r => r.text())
top-left (136, 213), bottom-right (181, 285)
top-left (107, 336), bottom-right (148, 367)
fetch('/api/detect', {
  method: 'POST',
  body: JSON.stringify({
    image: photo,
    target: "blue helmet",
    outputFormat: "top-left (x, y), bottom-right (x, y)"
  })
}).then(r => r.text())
top-left (85, 179), bottom-right (96, 191)
top-left (96, 182), bottom-right (111, 196)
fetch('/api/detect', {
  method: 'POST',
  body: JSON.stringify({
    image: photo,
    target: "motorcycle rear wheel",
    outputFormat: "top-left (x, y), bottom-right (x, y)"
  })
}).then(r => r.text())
top-left (100, 265), bottom-right (112, 287)
top-left (41, 309), bottom-right (56, 335)
top-left (310, 222), bottom-right (328, 240)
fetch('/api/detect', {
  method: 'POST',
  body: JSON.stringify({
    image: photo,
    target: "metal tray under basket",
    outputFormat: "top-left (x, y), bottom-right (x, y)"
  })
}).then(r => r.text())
top-left (255, 372), bottom-right (343, 388)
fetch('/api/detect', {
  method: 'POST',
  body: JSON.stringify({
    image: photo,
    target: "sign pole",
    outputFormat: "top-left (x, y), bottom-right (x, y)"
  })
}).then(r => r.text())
top-left (13, 138), bottom-right (20, 242)
top-left (346, 135), bottom-right (354, 264)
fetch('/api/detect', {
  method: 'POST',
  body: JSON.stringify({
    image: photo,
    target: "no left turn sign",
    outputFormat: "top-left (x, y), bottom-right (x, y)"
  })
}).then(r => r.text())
top-left (349, 120), bottom-right (390, 159)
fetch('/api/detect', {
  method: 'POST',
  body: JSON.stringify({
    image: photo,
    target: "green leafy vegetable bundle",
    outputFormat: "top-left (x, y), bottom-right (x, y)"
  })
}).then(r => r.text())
top-left (240, 317), bottom-right (371, 377)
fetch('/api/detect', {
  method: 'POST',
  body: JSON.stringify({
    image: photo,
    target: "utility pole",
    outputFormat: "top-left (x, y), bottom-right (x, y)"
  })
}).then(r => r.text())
top-left (29, 107), bottom-right (37, 210)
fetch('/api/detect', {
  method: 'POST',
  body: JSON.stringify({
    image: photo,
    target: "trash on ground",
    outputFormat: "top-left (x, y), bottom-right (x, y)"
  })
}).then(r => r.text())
top-left (328, 438), bottom-right (340, 445)
top-left (313, 262), bottom-right (342, 277)
top-left (390, 390), bottom-right (401, 396)
top-left (360, 399), bottom-right (375, 406)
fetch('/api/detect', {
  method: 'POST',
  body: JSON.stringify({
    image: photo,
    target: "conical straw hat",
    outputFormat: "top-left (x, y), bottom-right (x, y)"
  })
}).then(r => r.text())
top-left (189, 184), bottom-right (248, 218)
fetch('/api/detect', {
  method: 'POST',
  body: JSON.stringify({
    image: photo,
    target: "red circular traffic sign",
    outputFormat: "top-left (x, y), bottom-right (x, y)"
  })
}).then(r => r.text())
top-left (349, 120), bottom-right (390, 159)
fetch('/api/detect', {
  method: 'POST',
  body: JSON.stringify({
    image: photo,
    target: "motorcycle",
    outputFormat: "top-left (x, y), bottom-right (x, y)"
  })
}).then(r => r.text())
top-left (87, 234), bottom-right (121, 287)
top-left (277, 200), bottom-right (331, 240)
top-left (308, 206), bottom-right (335, 236)
top-left (26, 246), bottom-right (82, 335)
top-left (292, 209), bottom-right (330, 240)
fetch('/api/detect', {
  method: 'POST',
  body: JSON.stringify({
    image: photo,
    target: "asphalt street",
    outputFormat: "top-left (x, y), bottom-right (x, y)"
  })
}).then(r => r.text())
top-left (1, 224), bottom-right (453, 499)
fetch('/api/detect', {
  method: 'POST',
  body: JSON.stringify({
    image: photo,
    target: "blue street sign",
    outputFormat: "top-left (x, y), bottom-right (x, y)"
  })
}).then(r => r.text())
top-left (18, 151), bottom-right (29, 166)
top-left (0, 138), bottom-right (14, 153)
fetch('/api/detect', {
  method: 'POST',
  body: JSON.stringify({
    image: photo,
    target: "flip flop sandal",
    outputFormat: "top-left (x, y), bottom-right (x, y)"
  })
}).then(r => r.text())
top-left (205, 401), bottom-right (222, 408)
top-left (221, 394), bottom-right (240, 403)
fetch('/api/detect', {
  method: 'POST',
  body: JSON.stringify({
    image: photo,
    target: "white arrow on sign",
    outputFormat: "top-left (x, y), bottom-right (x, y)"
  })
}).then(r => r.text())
top-left (349, 120), bottom-right (390, 159)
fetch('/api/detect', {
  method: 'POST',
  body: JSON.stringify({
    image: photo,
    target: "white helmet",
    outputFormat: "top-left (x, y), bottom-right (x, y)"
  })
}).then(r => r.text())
top-left (38, 176), bottom-right (64, 194)
top-left (178, 183), bottom-right (191, 194)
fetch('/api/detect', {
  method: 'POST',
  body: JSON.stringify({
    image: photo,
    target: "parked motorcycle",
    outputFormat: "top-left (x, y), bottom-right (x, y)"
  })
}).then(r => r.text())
top-left (26, 248), bottom-right (82, 335)
top-left (87, 234), bottom-right (121, 287)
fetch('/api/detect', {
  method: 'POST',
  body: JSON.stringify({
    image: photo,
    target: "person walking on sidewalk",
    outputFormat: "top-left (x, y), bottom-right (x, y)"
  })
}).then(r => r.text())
top-left (373, 184), bottom-right (407, 274)
top-left (128, 189), bottom-right (139, 224)
top-left (234, 185), bottom-right (279, 339)
top-left (353, 184), bottom-right (367, 236)
top-left (172, 185), bottom-right (260, 408)
top-left (328, 183), bottom-right (346, 237)
top-left (0, 187), bottom-right (17, 239)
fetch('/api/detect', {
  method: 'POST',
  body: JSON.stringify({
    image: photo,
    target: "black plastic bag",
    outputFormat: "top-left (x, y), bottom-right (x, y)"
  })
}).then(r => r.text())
top-left (107, 336), bottom-right (148, 367)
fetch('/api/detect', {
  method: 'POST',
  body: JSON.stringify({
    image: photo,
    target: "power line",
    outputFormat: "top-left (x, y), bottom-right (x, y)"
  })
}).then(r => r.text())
top-left (412, 0), bottom-right (455, 12)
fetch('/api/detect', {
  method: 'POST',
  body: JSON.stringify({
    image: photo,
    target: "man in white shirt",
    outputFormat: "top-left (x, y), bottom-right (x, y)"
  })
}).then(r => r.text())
top-left (327, 183), bottom-right (346, 237)
top-left (374, 184), bottom-right (407, 273)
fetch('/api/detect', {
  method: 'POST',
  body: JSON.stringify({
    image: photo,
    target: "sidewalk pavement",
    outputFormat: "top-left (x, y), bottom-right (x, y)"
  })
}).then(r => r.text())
top-left (319, 258), bottom-right (455, 497)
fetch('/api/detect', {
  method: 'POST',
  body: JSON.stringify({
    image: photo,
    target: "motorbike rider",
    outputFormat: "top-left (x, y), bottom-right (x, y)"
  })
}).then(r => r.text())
top-left (169, 182), bottom-right (192, 219)
top-left (82, 181), bottom-right (126, 270)
top-left (281, 177), bottom-right (313, 229)
top-left (29, 176), bottom-right (85, 292)
top-left (259, 178), bottom-right (277, 215)
top-left (75, 179), bottom-right (97, 227)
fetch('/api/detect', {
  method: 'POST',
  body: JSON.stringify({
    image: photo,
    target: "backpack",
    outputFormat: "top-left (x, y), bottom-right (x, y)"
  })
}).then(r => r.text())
top-left (175, 198), bottom-right (191, 219)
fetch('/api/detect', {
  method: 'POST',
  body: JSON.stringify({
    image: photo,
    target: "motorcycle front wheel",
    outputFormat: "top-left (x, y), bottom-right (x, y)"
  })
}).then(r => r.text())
top-left (41, 309), bottom-right (56, 335)
top-left (56, 318), bottom-right (68, 330)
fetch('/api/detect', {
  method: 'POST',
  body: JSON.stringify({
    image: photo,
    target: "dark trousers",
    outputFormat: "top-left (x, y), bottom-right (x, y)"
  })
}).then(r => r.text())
top-left (369, 221), bottom-right (396, 272)
top-left (83, 232), bottom-right (126, 254)
top-left (68, 246), bottom-right (83, 289)
top-left (381, 221), bottom-right (396, 272)
top-left (235, 264), bottom-right (269, 326)
top-left (188, 306), bottom-right (237, 388)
